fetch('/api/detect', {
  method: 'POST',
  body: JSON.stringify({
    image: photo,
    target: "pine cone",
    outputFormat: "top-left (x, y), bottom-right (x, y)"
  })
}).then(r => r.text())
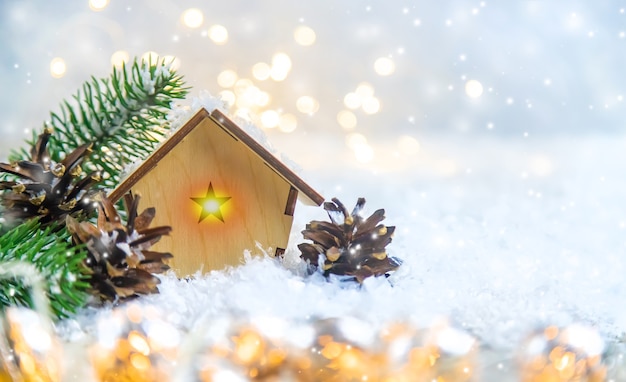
top-left (0, 128), bottom-right (100, 227)
top-left (66, 193), bottom-right (173, 302)
top-left (298, 197), bottom-right (401, 283)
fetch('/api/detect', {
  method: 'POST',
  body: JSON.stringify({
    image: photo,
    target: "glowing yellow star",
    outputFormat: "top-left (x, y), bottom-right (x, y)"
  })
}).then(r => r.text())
top-left (191, 183), bottom-right (231, 223)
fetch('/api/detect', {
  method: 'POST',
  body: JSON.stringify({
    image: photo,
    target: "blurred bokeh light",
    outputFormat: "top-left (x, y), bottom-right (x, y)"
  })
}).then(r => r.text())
top-left (1, 1), bottom-right (625, 169)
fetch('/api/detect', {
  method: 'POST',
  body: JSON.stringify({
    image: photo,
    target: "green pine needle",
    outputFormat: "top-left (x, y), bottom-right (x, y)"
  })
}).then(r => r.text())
top-left (10, 56), bottom-right (189, 190)
top-left (0, 57), bottom-right (188, 318)
top-left (0, 219), bottom-right (90, 319)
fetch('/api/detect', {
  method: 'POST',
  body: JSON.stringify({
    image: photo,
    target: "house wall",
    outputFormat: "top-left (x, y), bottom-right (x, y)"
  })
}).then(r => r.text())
top-left (129, 117), bottom-right (294, 276)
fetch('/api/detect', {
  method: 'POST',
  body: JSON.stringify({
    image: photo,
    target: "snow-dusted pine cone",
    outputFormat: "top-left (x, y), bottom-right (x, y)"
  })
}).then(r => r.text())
top-left (298, 197), bottom-right (401, 283)
top-left (66, 193), bottom-right (172, 302)
top-left (0, 128), bottom-right (99, 227)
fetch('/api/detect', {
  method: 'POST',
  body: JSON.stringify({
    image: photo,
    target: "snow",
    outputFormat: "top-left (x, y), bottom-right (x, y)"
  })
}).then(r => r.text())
top-left (167, 90), bottom-right (283, 160)
top-left (0, 261), bottom-right (51, 319)
top-left (3, 0), bottom-right (626, 378)
top-left (120, 90), bottom-right (303, 185)
top-left (55, 132), bottom-right (626, 378)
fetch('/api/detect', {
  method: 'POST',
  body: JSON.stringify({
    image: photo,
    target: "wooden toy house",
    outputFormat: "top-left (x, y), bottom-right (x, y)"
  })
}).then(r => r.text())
top-left (109, 108), bottom-right (324, 276)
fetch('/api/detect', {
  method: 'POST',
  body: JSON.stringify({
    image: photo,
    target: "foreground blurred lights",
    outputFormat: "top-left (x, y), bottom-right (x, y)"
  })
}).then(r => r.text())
top-left (252, 62), bottom-right (271, 81)
top-left (465, 79), bottom-right (484, 98)
top-left (279, 113), bottom-right (298, 132)
top-left (296, 96), bottom-right (320, 114)
top-left (337, 110), bottom-right (357, 129)
top-left (182, 8), bottom-right (204, 28)
top-left (261, 110), bottom-right (280, 128)
top-left (381, 321), bottom-right (476, 381)
top-left (519, 325), bottom-right (606, 381)
top-left (374, 57), bottom-right (395, 76)
top-left (6, 305), bottom-right (615, 381)
top-left (208, 25), bottom-right (228, 45)
top-left (110, 50), bottom-right (129, 68)
top-left (91, 304), bottom-right (180, 381)
top-left (270, 52), bottom-right (292, 81)
top-left (217, 70), bottom-right (238, 88)
top-left (89, 0), bottom-right (109, 11)
top-left (3, 308), bottom-right (62, 381)
top-left (49, 57), bottom-right (66, 78)
top-left (294, 25), bottom-right (316, 46)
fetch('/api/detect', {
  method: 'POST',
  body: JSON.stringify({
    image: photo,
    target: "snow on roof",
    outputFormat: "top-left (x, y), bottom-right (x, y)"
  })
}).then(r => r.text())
top-left (113, 91), bottom-right (324, 206)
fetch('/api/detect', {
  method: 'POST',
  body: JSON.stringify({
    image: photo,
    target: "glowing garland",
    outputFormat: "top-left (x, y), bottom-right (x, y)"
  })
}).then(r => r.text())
top-left (1, 301), bottom-right (622, 381)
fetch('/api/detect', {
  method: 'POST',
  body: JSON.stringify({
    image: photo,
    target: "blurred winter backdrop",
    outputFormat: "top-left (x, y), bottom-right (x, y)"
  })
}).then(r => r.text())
top-left (2, 0), bottom-right (626, 360)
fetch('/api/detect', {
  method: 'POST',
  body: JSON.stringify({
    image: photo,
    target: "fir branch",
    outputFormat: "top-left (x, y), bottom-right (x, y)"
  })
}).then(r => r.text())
top-left (0, 219), bottom-right (90, 319)
top-left (11, 57), bottom-right (189, 190)
top-left (0, 262), bottom-right (51, 318)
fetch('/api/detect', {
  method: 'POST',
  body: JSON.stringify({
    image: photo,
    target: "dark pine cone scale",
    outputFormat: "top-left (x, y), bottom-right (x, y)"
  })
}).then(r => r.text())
top-left (0, 128), bottom-right (99, 227)
top-left (298, 197), bottom-right (401, 283)
top-left (67, 193), bottom-right (173, 302)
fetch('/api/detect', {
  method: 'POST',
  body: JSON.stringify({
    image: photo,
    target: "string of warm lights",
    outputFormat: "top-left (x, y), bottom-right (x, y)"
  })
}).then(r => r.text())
top-left (0, 262), bottom-right (620, 381)
top-left (2, 301), bottom-right (624, 381)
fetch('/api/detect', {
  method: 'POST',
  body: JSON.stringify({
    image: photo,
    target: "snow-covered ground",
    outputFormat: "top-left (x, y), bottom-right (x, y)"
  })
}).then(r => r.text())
top-left (55, 132), bottom-right (626, 380)
top-left (3, 1), bottom-right (626, 379)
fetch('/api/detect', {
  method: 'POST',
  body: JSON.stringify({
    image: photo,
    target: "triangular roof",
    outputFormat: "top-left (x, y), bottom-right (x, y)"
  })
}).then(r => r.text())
top-left (109, 108), bottom-right (324, 206)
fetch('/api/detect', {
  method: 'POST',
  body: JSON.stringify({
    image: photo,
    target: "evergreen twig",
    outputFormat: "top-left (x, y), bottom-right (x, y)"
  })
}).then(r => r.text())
top-left (0, 219), bottom-right (89, 319)
top-left (11, 57), bottom-right (189, 190)
top-left (0, 56), bottom-right (188, 319)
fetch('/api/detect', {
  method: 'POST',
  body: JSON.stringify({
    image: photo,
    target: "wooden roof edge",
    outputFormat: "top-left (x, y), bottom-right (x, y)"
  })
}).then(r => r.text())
top-left (109, 107), bottom-right (325, 206)
top-left (108, 108), bottom-right (211, 202)
top-left (209, 109), bottom-right (325, 206)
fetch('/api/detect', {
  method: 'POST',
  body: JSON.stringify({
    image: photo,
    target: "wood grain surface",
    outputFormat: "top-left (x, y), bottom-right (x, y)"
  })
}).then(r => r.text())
top-left (109, 109), bottom-right (324, 275)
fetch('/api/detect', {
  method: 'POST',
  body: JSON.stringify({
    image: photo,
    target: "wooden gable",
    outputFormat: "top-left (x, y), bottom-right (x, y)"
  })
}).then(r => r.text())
top-left (109, 108), bottom-right (324, 276)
